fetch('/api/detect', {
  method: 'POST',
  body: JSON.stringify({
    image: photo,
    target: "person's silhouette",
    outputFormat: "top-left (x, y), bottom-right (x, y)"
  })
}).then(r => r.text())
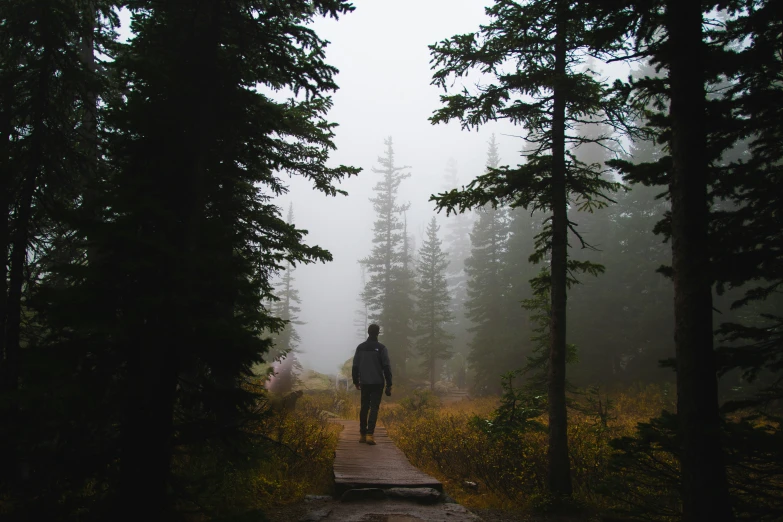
top-left (352, 323), bottom-right (392, 445)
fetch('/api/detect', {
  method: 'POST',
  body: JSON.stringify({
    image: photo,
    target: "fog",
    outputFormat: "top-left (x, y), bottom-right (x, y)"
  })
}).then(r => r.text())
top-left (280, 0), bottom-right (523, 374)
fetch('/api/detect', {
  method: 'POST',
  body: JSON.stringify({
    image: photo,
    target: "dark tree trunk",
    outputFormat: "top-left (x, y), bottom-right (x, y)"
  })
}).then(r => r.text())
top-left (546, 0), bottom-right (573, 498)
top-left (0, 77), bottom-right (13, 385)
top-left (0, 71), bottom-right (16, 487)
top-left (79, 3), bottom-right (100, 265)
top-left (116, 3), bottom-right (219, 517)
top-left (79, 5), bottom-right (97, 152)
top-left (665, 1), bottom-right (734, 520)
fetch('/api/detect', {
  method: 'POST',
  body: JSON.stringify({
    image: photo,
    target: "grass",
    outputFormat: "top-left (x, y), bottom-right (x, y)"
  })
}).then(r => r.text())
top-left (380, 384), bottom-right (678, 516)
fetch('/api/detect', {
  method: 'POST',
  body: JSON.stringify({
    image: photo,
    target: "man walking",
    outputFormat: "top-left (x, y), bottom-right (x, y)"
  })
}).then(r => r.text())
top-left (352, 323), bottom-right (392, 445)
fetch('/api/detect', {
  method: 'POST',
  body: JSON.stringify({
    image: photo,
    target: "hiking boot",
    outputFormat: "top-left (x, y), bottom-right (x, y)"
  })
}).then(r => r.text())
top-left (366, 434), bottom-right (376, 445)
top-left (359, 434), bottom-right (366, 443)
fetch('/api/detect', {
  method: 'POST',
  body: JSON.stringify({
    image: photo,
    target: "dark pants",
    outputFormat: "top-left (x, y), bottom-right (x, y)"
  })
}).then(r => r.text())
top-left (359, 384), bottom-right (384, 435)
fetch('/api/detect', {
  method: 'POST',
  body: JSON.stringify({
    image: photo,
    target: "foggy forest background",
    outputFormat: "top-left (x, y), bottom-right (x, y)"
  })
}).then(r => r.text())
top-left (1, 0), bottom-right (781, 521)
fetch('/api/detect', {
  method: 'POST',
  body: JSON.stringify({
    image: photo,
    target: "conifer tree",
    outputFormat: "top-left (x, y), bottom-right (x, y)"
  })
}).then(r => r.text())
top-left (0, 1), bottom-right (121, 506)
top-left (269, 204), bottom-right (304, 394)
top-left (362, 137), bottom-right (412, 380)
top-left (387, 213), bottom-right (417, 374)
top-left (440, 159), bottom-right (473, 357)
top-left (463, 138), bottom-right (512, 394)
top-left (429, 0), bottom-right (620, 496)
top-left (354, 264), bottom-right (369, 341)
top-left (414, 217), bottom-right (454, 390)
top-left (594, 1), bottom-right (763, 517)
top-left (28, 2), bottom-right (360, 519)
top-left (713, 1), bottom-right (783, 409)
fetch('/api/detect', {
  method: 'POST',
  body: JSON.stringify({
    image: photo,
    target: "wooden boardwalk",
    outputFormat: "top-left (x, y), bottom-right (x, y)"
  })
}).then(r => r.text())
top-left (332, 419), bottom-right (442, 496)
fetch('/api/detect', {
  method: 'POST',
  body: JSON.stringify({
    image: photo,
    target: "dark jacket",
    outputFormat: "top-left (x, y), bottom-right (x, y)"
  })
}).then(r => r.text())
top-left (352, 336), bottom-right (392, 387)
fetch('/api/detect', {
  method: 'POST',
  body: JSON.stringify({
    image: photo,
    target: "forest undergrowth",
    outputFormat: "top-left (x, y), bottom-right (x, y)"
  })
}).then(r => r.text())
top-left (172, 391), bottom-right (342, 521)
top-left (381, 385), bottom-right (783, 520)
top-left (166, 384), bottom-right (783, 521)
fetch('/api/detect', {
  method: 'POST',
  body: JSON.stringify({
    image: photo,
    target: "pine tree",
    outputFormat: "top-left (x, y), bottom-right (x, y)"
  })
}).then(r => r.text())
top-left (443, 159), bottom-right (474, 355)
top-left (596, 1), bottom-right (762, 517)
top-left (0, 0), bottom-right (121, 507)
top-left (389, 213), bottom-right (417, 374)
top-left (465, 204), bottom-right (512, 393)
top-left (414, 217), bottom-right (454, 390)
top-left (354, 264), bottom-right (369, 341)
top-left (712, 1), bottom-right (783, 409)
top-left (27, 2), bottom-right (360, 519)
top-left (362, 137), bottom-right (412, 380)
top-left (462, 138), bottom-right (513, 394)
top-left (440, 158), bottom-right (474, 359)
top-left (646, 4), bottom-right (731, 511)
top-left (429, 0), bottom-right (619, 495)
top-left (269, 204), bottom-right (304, 394)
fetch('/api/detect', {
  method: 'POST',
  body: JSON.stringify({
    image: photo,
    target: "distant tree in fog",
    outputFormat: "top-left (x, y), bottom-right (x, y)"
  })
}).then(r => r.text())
top-left (361, 137), bottom-right (413, 380)
top-left (440, 158), bottom-right (474, 360)
top-left (414, 217), bottom-right (454, 390)
top-left (269, 204), bottom-right (304, 394)
top-left (463, 138), bottom-right (512, 394)
top-left (354, 264), bottom-right (369, 341)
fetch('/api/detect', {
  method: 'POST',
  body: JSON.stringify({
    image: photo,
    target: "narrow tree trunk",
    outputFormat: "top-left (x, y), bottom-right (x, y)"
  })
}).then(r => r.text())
top-left (665, 1), bottom-right (734, 520)
top-left (430, 353), bottom-right (435, 392)
top-left (79, 3), bottom-right (97, 155)
top-left (0, 78), bottom-right (13, 384)
top-left (547, 0), bottom-right (573, 498)
top-left (0, 72), bottom-right (17, 487)
top-left (79, 2), bottom-right (100, 264)
top-left (431, 304), bottom-right (435, 391)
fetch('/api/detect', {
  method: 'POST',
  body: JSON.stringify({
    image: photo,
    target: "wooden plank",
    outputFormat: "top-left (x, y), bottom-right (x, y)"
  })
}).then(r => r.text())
top-left (332, 419), bottom-right (442, 496)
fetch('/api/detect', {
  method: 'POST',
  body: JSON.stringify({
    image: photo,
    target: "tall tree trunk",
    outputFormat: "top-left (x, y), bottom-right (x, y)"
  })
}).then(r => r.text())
top-left (79, 2), bottom-right (100, 264)
top-left (547, 0), bottom-right (573, 497)
top-left (665, 1), bottom-right (734, 520)
top-left (0, 76), bottom-right (13, 387)
top-left (0, 71), bottom-right (16, 488)
top-left (117, 4), bottom-right (219, 517)
top-left (431, 304), bottom-right (435, 391)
